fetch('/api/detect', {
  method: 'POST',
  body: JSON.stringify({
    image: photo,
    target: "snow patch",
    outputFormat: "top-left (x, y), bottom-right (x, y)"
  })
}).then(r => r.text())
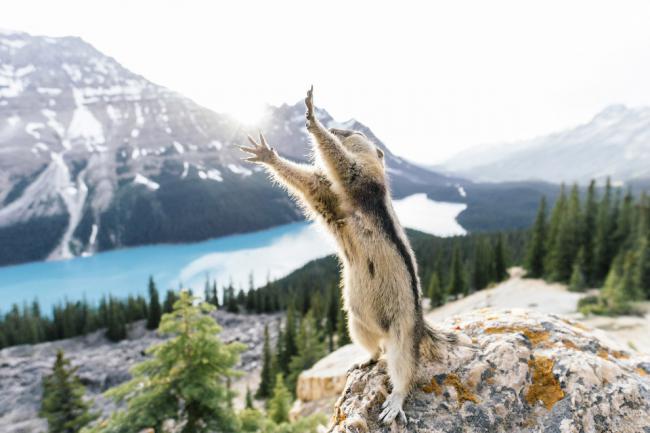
top-left (37, 87), bottom-right (62, 96)
top-left (209, 140), bottom-right (223, 150)
top-left (25, 122), bottom-right (44, 139)
top-left (457, 185), bottom-right (467, 198)
top-left (173, 141), bottom-right (185, 154)
top-left (227, 164), bottom-right (252, 176)
top-left (67, 88), bottom-right (105, 151)
top-left (133, 174), bottom-right (160, 190)
top-left (181, 162), bottom-right (189, 178)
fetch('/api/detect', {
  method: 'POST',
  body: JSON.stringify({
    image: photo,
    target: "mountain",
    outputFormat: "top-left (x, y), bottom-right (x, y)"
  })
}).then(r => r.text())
top-left (442, 105), bottom-right (650, 184)
top-left (0, 29), bottom-right (474, 267)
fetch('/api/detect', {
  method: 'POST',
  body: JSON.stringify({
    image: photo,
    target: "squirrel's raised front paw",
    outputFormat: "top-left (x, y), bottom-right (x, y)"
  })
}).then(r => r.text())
top-left (305, 85), bottom-right (315, 129)
top-left (239, 133), bottom-right (277, 164)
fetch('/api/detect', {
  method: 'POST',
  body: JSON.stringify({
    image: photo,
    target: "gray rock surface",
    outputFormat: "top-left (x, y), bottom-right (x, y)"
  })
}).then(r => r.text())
top-left (330, 309), bottom-right (650, 433)
top-left (0, 310), bottom-right (280, 433)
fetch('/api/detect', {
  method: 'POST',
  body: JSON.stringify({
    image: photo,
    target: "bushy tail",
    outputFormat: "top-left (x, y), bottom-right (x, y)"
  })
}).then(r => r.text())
top-left (420, 322), bottom-right (472, 360)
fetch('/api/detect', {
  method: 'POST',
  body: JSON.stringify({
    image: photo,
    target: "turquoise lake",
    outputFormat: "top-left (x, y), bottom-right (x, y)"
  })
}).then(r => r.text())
top-left (0, 194), bottom-right (467, 312)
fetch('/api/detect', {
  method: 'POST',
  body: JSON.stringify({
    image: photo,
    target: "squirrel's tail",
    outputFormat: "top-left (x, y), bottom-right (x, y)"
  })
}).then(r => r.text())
top-left (420, 322), bottom-right (473, 360)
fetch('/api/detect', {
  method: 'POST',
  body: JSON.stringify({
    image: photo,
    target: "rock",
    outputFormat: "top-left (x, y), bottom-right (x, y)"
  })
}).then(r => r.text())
top-left (330, 309), bottom-right (650, 433)
top-left (291, 344), bottom-right (368, 421)
top-left (0, 311), bottom-right (281, 433)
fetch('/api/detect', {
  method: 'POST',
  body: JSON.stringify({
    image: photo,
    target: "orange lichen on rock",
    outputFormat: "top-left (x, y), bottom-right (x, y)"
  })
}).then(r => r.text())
top-left (422, 377), bottom-right (442, 395)
top-left (561, 339), bottom-right (578, 350)
top-left (484, 326), bottom-right (550, 346)
top-left (636, 368), bottom-right (647, 376)
top-left (444, 373), bottom-right (480, 406)
top-left (610, 350), bottom-right (629, 359)
top-left (525, 356), bottom-right (565, 410)
top-left (597, 349), bottom-right (609, 359)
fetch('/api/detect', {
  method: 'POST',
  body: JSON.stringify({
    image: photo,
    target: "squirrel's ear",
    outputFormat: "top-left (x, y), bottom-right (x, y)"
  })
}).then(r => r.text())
top-left (376, 148), bottom-right (384, 159)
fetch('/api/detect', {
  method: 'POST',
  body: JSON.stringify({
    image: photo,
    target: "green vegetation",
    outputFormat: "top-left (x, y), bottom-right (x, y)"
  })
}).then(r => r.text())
top-left (523, 180), bottom-right (650, 315)
top-left (40, 350), bottom-right (96, 433)
top-left (88, 291), bottom-right (245, 433)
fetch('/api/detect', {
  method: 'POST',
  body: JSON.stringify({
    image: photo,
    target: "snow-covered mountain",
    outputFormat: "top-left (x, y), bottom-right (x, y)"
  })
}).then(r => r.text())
top-left (442, 105), bottom-right (650, 184)
top-left (0, 30), bottom-right (467, 266)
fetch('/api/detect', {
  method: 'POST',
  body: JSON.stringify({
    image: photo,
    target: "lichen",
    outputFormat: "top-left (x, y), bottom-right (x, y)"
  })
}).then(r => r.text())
top-left (422, 377), bottom-right (442, 395)
top-left (444, 373), bottom-right (479, 406)
top-left (525, 356), bottom-right (565, 410)
top-left (561, 339), bottom-right (578, 350)
top-left (484, 325), bottom-right (550, 346)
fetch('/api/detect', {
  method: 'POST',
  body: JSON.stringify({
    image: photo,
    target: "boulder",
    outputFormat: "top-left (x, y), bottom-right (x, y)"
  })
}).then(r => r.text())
top-left (330, 309), bottom-right (650, 433)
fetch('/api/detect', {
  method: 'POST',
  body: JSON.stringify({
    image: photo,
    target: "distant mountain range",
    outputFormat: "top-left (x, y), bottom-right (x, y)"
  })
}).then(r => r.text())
top-left (0, 29), bottom-right (557, 266)
top-left (442, 105), bottom-right (650, 185)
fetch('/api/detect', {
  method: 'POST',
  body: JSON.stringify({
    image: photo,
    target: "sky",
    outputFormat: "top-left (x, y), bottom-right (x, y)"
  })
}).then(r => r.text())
top-left (3, 0), bottom-right (650, 164)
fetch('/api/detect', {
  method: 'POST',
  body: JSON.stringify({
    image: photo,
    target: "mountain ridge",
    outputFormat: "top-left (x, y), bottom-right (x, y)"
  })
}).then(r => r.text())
top-left (442, 104), bottom-right (650, 184)
top-left (0, 30), bottom-right (475, 266)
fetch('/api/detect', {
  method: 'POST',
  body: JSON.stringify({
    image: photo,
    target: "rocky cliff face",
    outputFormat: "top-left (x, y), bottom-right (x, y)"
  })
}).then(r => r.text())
top-left (329, 309), bottom-right (650, 433)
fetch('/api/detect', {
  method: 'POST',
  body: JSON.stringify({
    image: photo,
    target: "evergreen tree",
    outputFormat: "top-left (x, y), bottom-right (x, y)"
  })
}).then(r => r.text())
top-left (635, 237), bottom-right (650, 299)
top-left (245, 387), bottom-right (254, 410)
top-left (105, 298), bottom-right (127, 342)
top-left (283, 304), bottom-right (298, 363)
top-left (325, 285), bottom-right (339, 352)
top-left (162, 290), bottom-right (178, 314)
top-left (545, 184), bottom-right (567, 275)
top-left (447, 244), bottom-right (465, 297)
top-left (569, 248), bottom-right (587, 292)
top-left (471, 239), bottom-right (490, 291)
top-left (525, 196), bottom-right (547, 278)
top-left (582, 181), bottom-right (598, 284)
top-left (211, 280), bottom-right (220, 308)
top-left (146, 276), bottom-right (161, 330)
top-left (594, 178), bottom-right (616, 282)
top-left (288, 312), bottom-right (326, 393)
top-left (336, 307), bottom-right (351, 347)
top-left (493, 235), bottom-right (508, 282)
top-left (40, 350), bottom-right (96, 433)
top-left (268, 374), bottom-right (291, 424)
top-left (549, 184), bottom-right (582, 282)
top-left (256, 324), bottom-right (274, 398)
top-left (427, 272), bottom-right (446, 308)
top-left (96, 291), bottom-right (244, 433)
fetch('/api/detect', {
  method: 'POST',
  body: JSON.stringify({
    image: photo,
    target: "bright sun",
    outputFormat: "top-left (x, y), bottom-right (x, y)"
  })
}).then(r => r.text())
top-left (227, 101), bottom-right (268, 126)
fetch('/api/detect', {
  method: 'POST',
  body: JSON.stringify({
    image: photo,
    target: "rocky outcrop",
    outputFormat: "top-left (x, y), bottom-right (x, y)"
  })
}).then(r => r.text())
top-left (330, 309), bottom-right (650, 433)
top-left (0, 311), bottom-right (280, 433)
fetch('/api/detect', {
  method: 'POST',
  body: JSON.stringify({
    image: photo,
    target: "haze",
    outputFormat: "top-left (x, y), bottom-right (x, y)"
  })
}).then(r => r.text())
top-left (3, 0), bottom-right (650, 164)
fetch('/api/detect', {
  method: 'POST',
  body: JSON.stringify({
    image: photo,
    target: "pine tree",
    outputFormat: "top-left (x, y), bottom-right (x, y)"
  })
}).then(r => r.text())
top-left (146, 276), bottom-right (161, 330)
top-left (245, 387), bottom-right (254, 409)
top-left (40, 350), bottom-right (96, 433)
top-left (493, 235), bottom-right (508, 283)
top-left (96, 291), bottom-right (244, 433)
top-left (283, 304), bottom-right (298, 363)
top-left (211, 280), bottom-right (220, 308)
top-left (447, 244), bottom-right (465, 298)
top-left (635, 237), bottom-right (650, 299)
top-left (582, 181), bottom-right (598, 284)
top-left (549, 184), bottom-right (582, 282)
top-left (162, 290), bottom-right (178, 314)
top-left (569, 248), bottom-right (587, 292)
top-left (256, 324), bottom-right (274, 398)
top-left (525, 196), bottom-right (547, 278)
top-left (545, 184), bottom-right (567, 276)
top-left (471, 239), bottom-right (490, 291)
top-left (336, 307), bottom-right (351, 347)
top-left (105, 297), bottom-right (127, 342)
top-left (594, 178), bottom-right (616, 282)
top-left (288, 312), bottom-right (326, 393)
top-left (268, 374), bottom-right (291, 424)
top-left (325, 285), bottom-right (339, 352)
top-left (427, 272), bottom-right (446, 308)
